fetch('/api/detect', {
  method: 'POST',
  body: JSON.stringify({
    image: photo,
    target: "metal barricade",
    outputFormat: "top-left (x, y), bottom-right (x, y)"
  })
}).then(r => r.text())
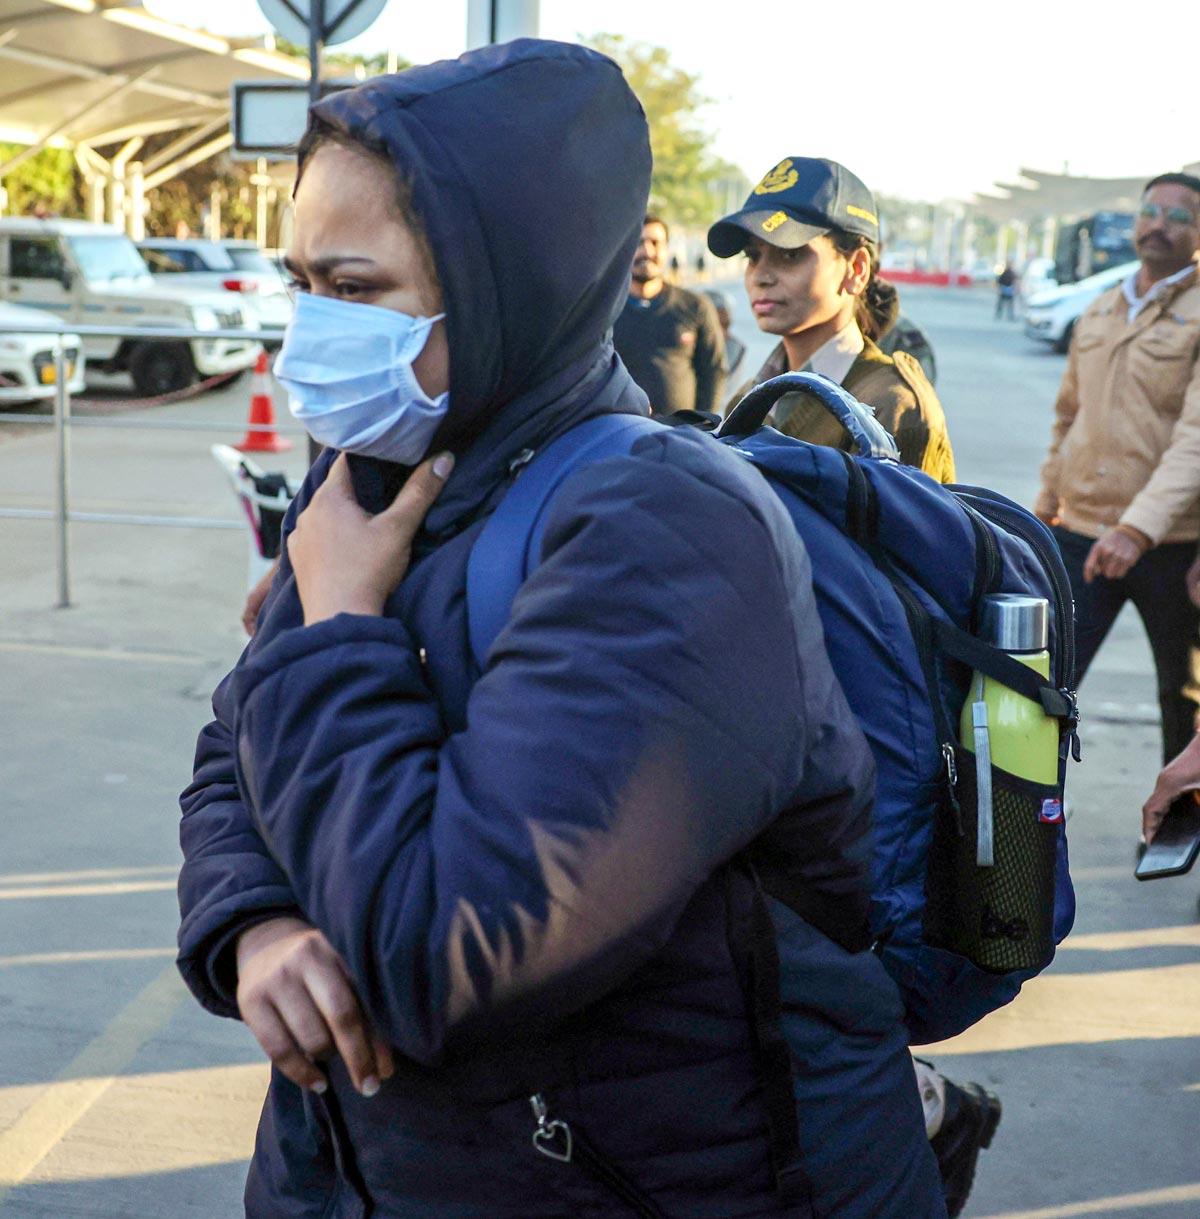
top-left (0, 322), bottom-right (306, 607)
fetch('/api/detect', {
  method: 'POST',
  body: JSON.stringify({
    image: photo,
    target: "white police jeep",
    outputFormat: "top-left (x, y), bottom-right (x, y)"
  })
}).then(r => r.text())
top-left (0, 218), bottom-right (262, 397)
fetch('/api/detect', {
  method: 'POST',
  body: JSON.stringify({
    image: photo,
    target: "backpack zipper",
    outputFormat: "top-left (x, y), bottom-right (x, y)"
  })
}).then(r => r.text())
top-left (959, 500), bottom-right (1003, 611)
top-left (951, 486), bottom-right (1075, 692)
top-left (529, 1094), bottom-right (667, 1218)
top-left (837, 455), bottom-right (963, 828)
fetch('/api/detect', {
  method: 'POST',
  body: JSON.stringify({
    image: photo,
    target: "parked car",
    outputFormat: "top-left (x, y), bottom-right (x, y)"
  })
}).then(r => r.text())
top-left (138, 237), bottom-right (292, 341)
top-left (0, 300), bottom-right (86, 404)
top-left (0, 218), bottom-right (261, 396)
top-left (1023, 259), bottom-right (1137, 353)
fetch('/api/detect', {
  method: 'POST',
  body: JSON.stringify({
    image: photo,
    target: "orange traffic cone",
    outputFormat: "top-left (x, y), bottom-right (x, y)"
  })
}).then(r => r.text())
top-left (235, 350), bottom-right (292, 453)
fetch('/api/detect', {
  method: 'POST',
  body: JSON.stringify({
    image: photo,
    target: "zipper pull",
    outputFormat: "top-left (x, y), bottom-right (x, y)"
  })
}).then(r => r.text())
top-left (942, 742), bottom-right (964, 835)
top-left (529, 1093), bottom-right (573, 1164)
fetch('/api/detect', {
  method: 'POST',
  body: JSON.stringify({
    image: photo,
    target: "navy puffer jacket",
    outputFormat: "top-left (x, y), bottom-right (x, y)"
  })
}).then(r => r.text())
top-left (177, 39), bottom-right (942, 1219)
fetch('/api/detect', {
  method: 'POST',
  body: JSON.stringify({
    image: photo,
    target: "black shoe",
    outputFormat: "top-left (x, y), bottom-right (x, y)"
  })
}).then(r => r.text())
top-left (930, 1080), bottom-right (1002, 1218)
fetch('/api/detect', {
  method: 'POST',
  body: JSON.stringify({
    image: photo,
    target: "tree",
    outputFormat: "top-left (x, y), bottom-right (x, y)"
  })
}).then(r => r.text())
top-left (0, 143), bottom-right (82, 217)
top-left (584, 34), bottom-right (747, 228)
top-left (272, 39), bottom-right (408, 79)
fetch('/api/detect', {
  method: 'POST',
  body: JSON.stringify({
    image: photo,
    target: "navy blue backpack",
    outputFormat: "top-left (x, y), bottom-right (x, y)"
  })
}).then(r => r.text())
top-left (467, 372), bottom-right (1077, 1047)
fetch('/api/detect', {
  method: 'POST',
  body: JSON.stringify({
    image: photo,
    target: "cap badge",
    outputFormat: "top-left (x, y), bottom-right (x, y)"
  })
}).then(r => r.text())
top-left (762, 211), bottom-right (788, 234)
top-left (754, 158), bottom-right (799, 196)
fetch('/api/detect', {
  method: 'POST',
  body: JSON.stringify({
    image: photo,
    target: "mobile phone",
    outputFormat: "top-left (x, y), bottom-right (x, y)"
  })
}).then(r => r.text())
top-left (1135, 794), bottom-right (1200, 880)
top-left (345, 453), bottom-right (407, 515)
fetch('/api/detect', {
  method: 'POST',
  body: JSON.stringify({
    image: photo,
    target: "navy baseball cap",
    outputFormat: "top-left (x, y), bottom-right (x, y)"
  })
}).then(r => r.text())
top-left (708, 157), bottom-right (879, 257)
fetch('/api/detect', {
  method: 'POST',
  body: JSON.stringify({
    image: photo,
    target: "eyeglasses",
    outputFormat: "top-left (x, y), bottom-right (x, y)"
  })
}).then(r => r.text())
top-left (1139, 202), bottom-right (1198, 226)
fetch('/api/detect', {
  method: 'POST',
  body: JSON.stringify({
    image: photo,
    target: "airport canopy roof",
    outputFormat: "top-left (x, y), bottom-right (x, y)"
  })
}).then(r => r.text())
top-left (0, 0), bottom-right (307, 160)
top-left (973, 163), bottom-right (1200, 225)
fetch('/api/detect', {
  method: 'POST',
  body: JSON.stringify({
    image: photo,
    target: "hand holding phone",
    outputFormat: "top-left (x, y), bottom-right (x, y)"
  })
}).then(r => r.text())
top-left (1136, 794), bottom-right (1200, 880)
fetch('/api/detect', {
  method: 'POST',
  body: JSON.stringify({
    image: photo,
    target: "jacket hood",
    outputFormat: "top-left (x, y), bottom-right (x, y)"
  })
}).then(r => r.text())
top-left (306, 39), bottom-right (652, 452)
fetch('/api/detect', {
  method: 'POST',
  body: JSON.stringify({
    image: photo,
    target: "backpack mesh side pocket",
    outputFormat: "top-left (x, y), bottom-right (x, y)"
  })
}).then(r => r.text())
top-left (924, 744), bottom-right (1060, 974)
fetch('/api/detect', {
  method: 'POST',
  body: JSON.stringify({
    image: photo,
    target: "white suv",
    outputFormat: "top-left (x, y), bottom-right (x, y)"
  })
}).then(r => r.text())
top-left (138, 238), bottom-right (292, 343)
top-left (1023, 260), bottom-right (1137, 353)
top-left (0, 300), bottom-right (86, 404)
top-left (0, 218), bottom-right (262, 396)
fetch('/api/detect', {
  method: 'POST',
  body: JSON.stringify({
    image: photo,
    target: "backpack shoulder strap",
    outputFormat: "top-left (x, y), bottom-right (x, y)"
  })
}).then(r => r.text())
top-left (466, 412), bottom-right (662, 668)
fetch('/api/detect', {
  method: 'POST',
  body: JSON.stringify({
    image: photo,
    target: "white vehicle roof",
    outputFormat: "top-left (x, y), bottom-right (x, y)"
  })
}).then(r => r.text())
top-left (1028, 260), bottom-right (1137, 308)
top-left (0, 217), bottom-right (123, 237)
top-left (138, 237), bottom-right (226, 252)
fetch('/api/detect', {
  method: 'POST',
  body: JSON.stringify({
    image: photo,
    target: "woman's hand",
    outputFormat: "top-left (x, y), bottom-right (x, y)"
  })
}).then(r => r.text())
top-left (242, 560), bottom-right (278, 636)
top-left (236, 916), bottom-right (395, 1096)
top-left (289, 452), bottom-right (454, 626)
top-left (1143, 734), bottom-right (1200, 843)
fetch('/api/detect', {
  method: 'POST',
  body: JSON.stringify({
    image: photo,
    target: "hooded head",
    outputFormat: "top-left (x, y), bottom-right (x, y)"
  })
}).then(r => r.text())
top-left (294, 40), bottom-right (652, 453)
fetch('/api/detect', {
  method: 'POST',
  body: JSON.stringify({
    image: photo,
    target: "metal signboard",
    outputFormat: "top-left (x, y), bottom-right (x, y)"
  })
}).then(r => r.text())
top-left (231, 79), bottom-right (353, 160)
top-left (256, 0), bottom-right (387, 47)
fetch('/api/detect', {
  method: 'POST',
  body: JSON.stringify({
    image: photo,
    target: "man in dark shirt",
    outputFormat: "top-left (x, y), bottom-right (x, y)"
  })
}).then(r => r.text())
top-left (995, 262), bottom-right (1017, 320)
top-left (613, 215), bottom-right (725, 415)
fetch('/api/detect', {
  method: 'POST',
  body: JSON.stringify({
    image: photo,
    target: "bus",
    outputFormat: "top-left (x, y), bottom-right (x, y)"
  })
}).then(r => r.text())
top-left (1054, 211), bottom-right (1135, 284)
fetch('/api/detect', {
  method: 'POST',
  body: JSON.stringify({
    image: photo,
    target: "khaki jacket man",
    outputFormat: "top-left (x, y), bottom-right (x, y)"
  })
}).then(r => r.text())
top-left (1036, 264), bottom-right (1200, 544)
top-left (1036, 172), bottom-right (1200, 765)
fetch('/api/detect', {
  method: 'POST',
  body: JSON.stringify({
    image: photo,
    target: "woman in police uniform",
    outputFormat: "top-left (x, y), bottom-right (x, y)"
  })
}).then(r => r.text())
top-left (712, 156), bottom-right (956, 483)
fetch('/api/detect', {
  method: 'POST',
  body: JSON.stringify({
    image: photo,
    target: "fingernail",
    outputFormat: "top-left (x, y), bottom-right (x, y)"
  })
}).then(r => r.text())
top-left (311, 1079), bottom-right (327, 1095)
top-left (361, 1075), bottom-right (380, 1098)
top-left (432, 452), bottom-right (455, 480)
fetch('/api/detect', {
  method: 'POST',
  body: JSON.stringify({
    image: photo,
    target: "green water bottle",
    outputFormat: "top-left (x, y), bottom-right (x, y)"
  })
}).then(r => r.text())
top-left (938, 593), bottom-right (1062, 972)
top-left (960, 594), bottom-right (1059, 865)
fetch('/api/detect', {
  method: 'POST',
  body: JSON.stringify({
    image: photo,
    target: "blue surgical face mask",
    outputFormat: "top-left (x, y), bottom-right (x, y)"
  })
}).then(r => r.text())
top-left (275, 292), bottom-right (448, 464)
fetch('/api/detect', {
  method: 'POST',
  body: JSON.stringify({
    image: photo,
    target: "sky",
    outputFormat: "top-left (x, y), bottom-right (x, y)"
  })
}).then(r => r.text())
top-left (150, 0), bottom-right (1197, 202)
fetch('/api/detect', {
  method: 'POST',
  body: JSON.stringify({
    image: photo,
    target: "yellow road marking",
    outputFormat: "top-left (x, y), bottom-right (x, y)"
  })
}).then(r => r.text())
top-left (0, 949), bottom-right (175, 969)
top-left (0, 963), bottom-right (185, 1196)
top-left (930, 963), bottom-right (1200, 1055)
top-left (1059, 924), bottom-right (1200, 951)
top-left (0, 866), bottom-right (177, 886)
top-left (976, 1181), bottom-right (1200, 1217)
top-left (8, 1064), bottom-right (266, 1185)
top-left (0, 881), bottom-right (177, 901)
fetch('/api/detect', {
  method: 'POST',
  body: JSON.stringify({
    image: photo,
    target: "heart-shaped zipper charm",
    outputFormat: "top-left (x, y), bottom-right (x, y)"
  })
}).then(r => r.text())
top-left (532, 1118), bottom-right (573, 1164)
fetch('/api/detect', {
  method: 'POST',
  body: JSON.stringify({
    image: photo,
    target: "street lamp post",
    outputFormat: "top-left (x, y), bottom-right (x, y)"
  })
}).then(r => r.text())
top-left (308, 0), bottom-right (325, 107)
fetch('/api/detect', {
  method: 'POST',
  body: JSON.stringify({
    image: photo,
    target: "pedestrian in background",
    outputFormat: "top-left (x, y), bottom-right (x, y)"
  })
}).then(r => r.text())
top-left (877, 305), bottom-right (939, 386)
top-left (701, 287), bottom-right (747, 382)
top-left (612, 215), bottom-right (726, 415)
top-left (1035, 171), bottom-right (1200, 767)
top-left (711, 156), bottom-right (956, 483)
top-left (995, 262), bottom-right (1017, 320)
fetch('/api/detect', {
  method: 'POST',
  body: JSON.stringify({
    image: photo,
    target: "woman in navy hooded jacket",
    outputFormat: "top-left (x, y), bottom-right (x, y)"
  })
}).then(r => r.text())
top-left (177, 39), bottom-right (943, 1219)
